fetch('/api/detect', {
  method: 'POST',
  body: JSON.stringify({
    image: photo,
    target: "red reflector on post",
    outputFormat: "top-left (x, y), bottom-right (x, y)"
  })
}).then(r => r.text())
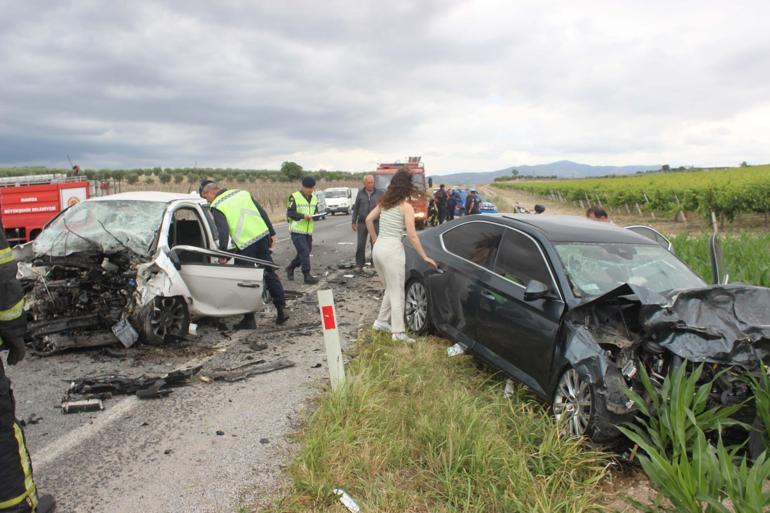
top-left (322, 305), bottom-right (336, 330)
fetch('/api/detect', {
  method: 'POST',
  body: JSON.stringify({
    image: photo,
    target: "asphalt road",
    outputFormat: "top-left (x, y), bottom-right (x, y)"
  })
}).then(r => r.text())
top-left (5, 213), bottom-right (382, 513)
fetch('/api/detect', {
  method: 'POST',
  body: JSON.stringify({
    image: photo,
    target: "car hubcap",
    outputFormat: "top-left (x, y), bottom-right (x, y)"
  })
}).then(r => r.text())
top-left (405, 281), bottom-right (428, 332)
top-left (150, 297), bottom-right (186, 339)
top-left (553, 369), bottom-right (592, 437)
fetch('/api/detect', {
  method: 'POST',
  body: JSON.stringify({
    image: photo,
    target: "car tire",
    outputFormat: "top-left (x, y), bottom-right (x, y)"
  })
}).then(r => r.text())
top-left (139, 296), bottom-right (190, 345)
top-left (552, 367), bottom-right (618, 443)
top-left (405, 279), bottom-right (431, 335)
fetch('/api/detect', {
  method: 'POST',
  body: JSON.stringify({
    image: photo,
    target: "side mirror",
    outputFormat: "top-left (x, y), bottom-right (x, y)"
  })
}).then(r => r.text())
top-left (524, 280), bottom-right (550, 301)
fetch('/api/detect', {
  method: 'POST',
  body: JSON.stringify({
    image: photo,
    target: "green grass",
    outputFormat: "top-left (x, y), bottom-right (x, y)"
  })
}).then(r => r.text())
top-left (264, 333), bottom-right (610, 513)
top-left (671, 233), bottom-right (770, 287)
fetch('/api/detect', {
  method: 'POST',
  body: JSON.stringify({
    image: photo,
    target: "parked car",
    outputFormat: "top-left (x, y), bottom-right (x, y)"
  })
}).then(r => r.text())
top-left (17, 192), bottom-right (274, 352)
top-left (479, 201), bottom-right (497, 214)
top-left (403, 214), bottom-right (770, 445)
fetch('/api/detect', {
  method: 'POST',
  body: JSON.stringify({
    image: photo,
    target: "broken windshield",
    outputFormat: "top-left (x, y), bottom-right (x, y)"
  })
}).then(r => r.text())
top-left (555, 243), bottom-right (706, 297)
top-left (34, 200), bottom-right (168, 257)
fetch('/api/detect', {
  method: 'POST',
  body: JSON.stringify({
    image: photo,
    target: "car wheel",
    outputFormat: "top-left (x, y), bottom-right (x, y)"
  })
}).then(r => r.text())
top-left (405, 279), bottom-right (431, 334)
top-left (140, 296), bottom-right (190, 345)
top-left (553, 368), bottom-right (594, 438)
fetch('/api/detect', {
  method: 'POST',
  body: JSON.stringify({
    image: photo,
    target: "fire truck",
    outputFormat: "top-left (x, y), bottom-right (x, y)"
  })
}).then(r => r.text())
top-left (0, 174), bottom-right (91, 245)
top-left (374, 156), bottom-right (432, 229)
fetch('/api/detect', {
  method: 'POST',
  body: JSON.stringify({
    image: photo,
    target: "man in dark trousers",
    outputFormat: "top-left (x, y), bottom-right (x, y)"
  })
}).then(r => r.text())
top-left (285, 176), bottom-right (319, 284)
top-left (1, 220), bottom-right (56, 513)
top-left (434, 184), bottom-right (449, 224)
top-left (446, 188), bottom-right (456, 221)
top-left (351, 174), bottom-right (383, 271)
top-left (200, 180), bottom-right (289, 327)
top-left (465, 189), bottom-right (481, 215)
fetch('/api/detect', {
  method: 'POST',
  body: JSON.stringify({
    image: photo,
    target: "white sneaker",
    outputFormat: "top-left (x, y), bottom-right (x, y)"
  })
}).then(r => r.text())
top-left (392, 332), bottom-right (416, 344)
top-left (373, 320), bottom-right (391, 332)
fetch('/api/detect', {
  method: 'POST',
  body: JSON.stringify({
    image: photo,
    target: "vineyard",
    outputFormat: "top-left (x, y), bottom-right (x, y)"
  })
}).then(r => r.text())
top-left (673, 233), bottom-right (770, 288)
top-left (492, 165), bottom-right (770, 222)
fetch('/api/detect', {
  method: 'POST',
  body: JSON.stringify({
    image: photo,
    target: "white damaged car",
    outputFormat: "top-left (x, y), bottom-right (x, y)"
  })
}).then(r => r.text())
top-left (17, 192), bottom-right (272, 352)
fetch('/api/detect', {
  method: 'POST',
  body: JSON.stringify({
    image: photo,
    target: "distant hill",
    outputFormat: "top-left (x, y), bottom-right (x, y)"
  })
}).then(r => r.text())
top-left (431, 160), bottom-right (658, 184)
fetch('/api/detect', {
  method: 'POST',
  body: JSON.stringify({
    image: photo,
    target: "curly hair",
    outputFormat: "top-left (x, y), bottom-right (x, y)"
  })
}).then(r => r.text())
top-left (379, 169), bottom-right (419, 209)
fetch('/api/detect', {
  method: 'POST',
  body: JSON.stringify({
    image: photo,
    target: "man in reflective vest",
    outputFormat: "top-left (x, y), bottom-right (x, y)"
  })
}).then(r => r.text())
top-left (200, 181), bottom-right (289, 328)
top-left (285, 176), bottom-right (319, 285)
top-left (0, 220), bottom-right (56, 513)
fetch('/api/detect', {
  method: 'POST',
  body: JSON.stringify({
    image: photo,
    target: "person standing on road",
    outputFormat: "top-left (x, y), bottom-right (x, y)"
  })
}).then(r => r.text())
top-left (285, 176), bottom-right (320, 284)
top-left (465, 189), bottom-right (481, 215)
top-left (351, 174), bottom-right (383, 271)
top-left (366, 170), bottom-right (438, 343)
top-left (200, 181), bottom-right (290, 327)
top-left (446, 189), bottom-right (457, 221)
top-left (434, 184), bottom-right (449, 224)
top-left (0, 220), bottom-right (56, 513)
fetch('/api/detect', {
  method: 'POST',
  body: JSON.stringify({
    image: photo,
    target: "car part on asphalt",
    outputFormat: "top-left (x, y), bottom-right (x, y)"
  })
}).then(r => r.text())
top-left (61, 399), bottom-right (105, 414)
top-left (67, 366), bottom-right (202, 400)
top-left (203, 358), bottom-right (295, 382)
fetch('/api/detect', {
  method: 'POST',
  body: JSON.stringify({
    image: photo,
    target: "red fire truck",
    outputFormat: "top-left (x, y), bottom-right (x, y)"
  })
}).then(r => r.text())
top-left (374, 156), bottom-right (432, 229)
top-left (0, 174), bottom-right (90, 245)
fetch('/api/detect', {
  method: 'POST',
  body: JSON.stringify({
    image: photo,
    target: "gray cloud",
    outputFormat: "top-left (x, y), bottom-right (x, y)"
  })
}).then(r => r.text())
top-left (1, 0), bottom-right (769, 172)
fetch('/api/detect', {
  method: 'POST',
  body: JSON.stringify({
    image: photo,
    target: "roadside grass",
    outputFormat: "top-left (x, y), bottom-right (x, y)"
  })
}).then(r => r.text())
top-left (264, 332), bottom-right (610, 513)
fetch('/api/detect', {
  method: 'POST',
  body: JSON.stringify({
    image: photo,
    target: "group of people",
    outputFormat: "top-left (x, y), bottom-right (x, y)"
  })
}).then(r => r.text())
top-left (431, 185), bottom-right (481, 225)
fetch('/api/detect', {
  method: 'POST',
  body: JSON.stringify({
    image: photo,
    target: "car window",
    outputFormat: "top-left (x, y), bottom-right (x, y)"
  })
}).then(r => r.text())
top-left (442, 221), bottom-right (505, 270)
top-left (494, 229), bottom-right (553, 287)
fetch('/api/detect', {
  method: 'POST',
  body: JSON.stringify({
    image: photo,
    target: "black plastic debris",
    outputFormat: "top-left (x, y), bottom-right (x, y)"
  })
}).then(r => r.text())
top-left (205, 359), bottom-right (295, 383)
top-left (67, 366), bottom-right (202, 401)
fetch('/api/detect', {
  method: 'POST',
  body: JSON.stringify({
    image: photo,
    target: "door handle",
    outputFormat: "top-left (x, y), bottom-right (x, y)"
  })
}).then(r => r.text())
top-left (237, 282), bottom-right (259, 288)
top-left (481, 290), bottom-right (496, 301)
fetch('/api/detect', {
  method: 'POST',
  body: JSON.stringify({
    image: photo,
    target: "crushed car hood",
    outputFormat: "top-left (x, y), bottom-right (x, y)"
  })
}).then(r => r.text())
top-left (572, 283), bottom-right (770, 369)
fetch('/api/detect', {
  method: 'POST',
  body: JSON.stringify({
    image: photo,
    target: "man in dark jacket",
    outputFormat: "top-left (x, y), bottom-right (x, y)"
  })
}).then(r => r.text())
top-left (434, 184), bottom-right (449, 224)
top-left (0, 219), bottom-right (56, 513)
top-left (285, 176), bottom-right (320, 284)
top-left (351, 175), bottom-right (383, 270)
top-left (200, 180), bottom-right (289, 327)
top-left (446, 189), bottom-right (456, 221)
top-left (465, 189), bottom-right (481, 215)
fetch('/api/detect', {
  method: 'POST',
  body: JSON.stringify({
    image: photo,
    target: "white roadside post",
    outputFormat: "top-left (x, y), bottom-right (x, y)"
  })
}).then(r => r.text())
top-left (317, 289), bottom-right (346, 390)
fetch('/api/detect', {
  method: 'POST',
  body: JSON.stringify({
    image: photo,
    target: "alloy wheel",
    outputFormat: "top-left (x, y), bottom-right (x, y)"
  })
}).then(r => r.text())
top-left (405, 280), bottom-right (428, 333)
top-left (553, 368), bottom-right (593, 437)
top-left (149, 297), bottom-right (187, 340)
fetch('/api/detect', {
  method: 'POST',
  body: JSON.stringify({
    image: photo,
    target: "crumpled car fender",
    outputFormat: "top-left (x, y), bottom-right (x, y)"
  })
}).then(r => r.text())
top-left (135, 251), bottom-right (193, 308)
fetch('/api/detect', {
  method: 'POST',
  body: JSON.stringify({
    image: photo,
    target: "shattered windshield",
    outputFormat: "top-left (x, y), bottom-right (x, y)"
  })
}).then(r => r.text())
top-left (34, 200), bottom-right (167, 257)
top-left (555, 243), bottom-right (706, 297)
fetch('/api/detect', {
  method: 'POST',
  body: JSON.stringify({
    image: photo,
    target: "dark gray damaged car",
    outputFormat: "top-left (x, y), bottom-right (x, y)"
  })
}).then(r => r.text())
top-left (404, 214), bottom-right (770, 446)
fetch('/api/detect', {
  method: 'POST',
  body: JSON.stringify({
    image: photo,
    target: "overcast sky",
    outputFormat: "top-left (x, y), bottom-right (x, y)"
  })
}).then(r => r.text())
top-left (2, 0), bottom-right (769, 173)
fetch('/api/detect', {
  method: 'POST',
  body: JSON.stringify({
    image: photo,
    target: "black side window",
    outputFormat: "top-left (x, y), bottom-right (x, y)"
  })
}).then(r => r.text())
top-left (442, 222), bottom-right (505, 270)
top-left (494, 229), bottom-right (552, 287)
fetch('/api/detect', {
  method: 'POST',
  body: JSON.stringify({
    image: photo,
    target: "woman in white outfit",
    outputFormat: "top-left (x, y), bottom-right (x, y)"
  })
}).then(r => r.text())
top-left (366, 170), bottom-right (438, 342)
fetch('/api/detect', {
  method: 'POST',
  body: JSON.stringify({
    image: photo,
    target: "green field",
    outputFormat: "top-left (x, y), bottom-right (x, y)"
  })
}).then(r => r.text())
top-left (673, 233), bottom-right (770, 287)
top-left (493, 165), bottom-right (770, 221)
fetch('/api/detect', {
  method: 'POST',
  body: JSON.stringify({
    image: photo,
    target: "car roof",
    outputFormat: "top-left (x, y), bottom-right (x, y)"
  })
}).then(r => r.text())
top-left (88, 191), bottom-right (205, 203)
top-left (479, 214), bottom-right (659, 244)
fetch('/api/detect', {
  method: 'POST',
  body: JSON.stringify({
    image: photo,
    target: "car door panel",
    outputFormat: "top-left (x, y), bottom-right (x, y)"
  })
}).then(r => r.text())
top-left (477, 229), bottom-right (565, 394)
top-left (178, 263), bottom-right (264, 316)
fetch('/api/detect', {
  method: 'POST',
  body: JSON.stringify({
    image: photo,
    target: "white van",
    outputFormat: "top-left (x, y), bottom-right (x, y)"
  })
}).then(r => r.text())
top-left (323, 187), bottom-right (356, 215)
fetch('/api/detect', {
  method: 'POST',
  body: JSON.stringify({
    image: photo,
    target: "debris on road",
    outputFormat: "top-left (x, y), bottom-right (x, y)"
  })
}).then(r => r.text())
top-left (67, 366), bottom-right (202, 400)
top-left (205, 359), bottom-right (295, 383)
top-left (20, 414), bottom-right (43, 427)
top-left (61, 398), bottom-right (105, 414)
